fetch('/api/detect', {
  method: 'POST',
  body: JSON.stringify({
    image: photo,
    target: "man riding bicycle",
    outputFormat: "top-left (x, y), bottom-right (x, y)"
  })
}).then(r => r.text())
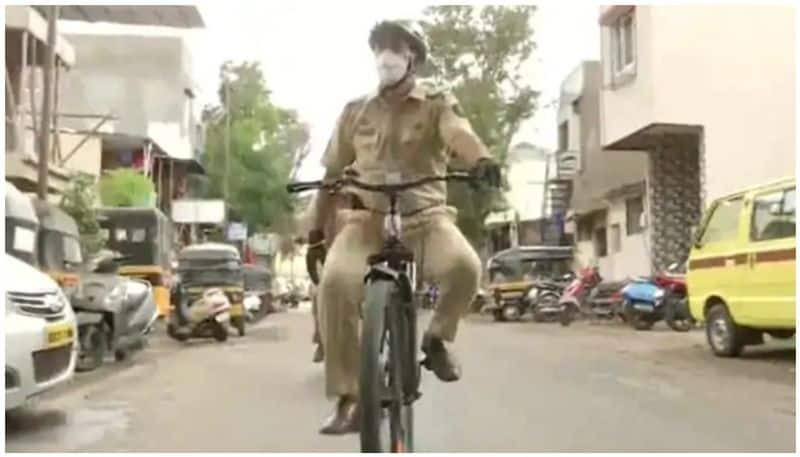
top-left (306, 19), bottom-right (501, 435)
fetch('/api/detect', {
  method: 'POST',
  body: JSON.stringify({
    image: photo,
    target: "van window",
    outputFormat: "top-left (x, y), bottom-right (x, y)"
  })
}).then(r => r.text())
top-left (751, 187), bottom-right (796, 241)
top-left (700, 197), bottom-right (743, 244)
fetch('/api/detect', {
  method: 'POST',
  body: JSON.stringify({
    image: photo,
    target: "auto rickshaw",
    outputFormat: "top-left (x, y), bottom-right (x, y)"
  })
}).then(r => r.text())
top-left (5, 182), bottom-right (39, 266)
top-left (172, 243), bottom-right (246, 336)
top-left (30, 198), bottom-right (83, 298)
top-left (484, 245), bottom-right (573, 322)
top-left (97, 207), bottom-right (173, 317)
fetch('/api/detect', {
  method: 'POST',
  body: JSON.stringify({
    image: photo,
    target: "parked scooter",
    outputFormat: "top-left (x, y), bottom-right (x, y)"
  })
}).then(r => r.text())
top-left (529, 272), bottom-right (576, 322)
top-left (167, 287), bottom-right (232, 342)
top-left (73, 250), bottom-right (159, 372)
top-left (620, 277), bottom-right (664, 331)
top-left (558, 266), bottom-right (604, 326)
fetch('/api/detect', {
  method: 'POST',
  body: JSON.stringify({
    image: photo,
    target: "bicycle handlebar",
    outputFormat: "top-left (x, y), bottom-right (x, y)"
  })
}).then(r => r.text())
top-left (286, 172), bottom-right (475, 195)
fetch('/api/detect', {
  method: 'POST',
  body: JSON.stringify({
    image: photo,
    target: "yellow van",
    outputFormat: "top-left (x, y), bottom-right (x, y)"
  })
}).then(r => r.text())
top-left (688, 177), bottom-right (795, 357)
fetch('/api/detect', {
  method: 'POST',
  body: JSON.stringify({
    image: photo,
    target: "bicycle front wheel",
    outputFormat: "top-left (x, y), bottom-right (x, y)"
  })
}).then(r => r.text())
top-left (360, 279), bottom-right (413, 452)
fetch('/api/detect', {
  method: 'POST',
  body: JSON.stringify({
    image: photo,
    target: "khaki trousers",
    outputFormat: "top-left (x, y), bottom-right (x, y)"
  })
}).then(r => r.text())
top-left (317, 209), bottom-right (481, 398)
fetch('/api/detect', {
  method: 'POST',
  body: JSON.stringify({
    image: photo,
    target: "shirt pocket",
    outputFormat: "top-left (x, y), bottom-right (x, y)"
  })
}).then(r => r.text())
top-left (352, 122), bottom-right (381, 166)
top-left (399, 121), bottom-right (431, 171)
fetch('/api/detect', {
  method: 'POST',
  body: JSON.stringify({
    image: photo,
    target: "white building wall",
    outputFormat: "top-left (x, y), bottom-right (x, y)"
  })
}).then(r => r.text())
top-left (601, 5), bottom-right (795, 202)
top-left (648, 5), bottom-right (795, 201)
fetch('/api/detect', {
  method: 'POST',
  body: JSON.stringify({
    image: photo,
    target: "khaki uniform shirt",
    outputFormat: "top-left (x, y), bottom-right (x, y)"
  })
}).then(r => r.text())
top-left (321, 81), bottom-right (490, 217)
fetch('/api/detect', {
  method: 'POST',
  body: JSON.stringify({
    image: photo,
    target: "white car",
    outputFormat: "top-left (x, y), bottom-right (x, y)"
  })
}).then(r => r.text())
top-left (5, 253), bottom-right (78, 411)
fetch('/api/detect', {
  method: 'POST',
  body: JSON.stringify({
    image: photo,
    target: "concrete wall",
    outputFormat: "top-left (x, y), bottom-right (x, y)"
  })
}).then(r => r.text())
top-left (600, 5), bottom-right (795, 202)
top-left (59, 34), bottom-right (199, 161)
top-left (604, 196), bottom-right (649, 280)
top-left (569, 61), bottom-right (648, 213)
top-left (599, 6), bottom-right (657, 147)
top-left (572, 196), bottom-right (649, 281)
top-left (649, 5), bottom-right (795, 201)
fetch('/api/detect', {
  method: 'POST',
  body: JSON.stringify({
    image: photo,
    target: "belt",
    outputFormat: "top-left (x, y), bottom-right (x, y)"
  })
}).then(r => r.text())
top-left (344, 193), bottom-right (442, 218)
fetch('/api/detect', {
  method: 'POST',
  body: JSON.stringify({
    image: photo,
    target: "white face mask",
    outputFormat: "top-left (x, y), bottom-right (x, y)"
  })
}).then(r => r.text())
top-left (375, 50), bottom-right (410, 87)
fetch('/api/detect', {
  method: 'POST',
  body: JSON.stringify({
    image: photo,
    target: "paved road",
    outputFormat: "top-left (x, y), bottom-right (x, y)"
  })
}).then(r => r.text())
top-left (6, 307), bottom-right (795, 452)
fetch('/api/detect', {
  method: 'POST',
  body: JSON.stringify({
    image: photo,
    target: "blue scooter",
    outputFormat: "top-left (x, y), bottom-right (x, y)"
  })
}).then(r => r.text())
top-left (620, 277), bottom-right (665, 331)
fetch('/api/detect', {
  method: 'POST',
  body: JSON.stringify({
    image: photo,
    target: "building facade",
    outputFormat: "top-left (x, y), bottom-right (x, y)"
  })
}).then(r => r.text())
top-left (597, 4), bottom-right (795, 273)
top-left (556, 61), bottom-right (649, 280)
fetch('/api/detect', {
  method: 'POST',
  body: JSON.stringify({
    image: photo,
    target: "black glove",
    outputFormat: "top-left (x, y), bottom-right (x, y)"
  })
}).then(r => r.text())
top-left (470, 158), bottom-right (502, 189)
top-left (305, 229), bottom-right (327, 285)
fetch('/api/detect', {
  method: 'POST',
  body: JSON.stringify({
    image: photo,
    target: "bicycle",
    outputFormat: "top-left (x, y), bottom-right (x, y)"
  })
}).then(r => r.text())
top-left (287, 171), bottom-right (476, 452)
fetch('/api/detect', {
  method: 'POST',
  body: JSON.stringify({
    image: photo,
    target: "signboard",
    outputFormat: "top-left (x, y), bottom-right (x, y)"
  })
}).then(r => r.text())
top-left (227, 222), bottom-right (248, 241)
top-left (172, 199), bottom-right (226, 224)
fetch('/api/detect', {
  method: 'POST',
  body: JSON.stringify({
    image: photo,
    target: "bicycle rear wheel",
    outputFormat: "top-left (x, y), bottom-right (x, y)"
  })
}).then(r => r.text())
top-left (360, 279), bottom-right (414, 452)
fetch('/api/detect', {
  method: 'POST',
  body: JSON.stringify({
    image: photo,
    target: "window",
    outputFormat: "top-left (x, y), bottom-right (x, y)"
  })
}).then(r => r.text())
top-left (594, 227), bottom-right (608, 258)
top-left (577, 217), bottom-right (593, 241)
top-left (625, 196), bottom-right (645, 235)
top-left (751, 187), bottom-right (796, 241)
top-left (611, 9), bottom-right (636, 79)
top-left (131, 228), bottom-right (147, 243)
top-left (700, 197), bottom-right (744, 245)
top-left (610, 224), bottom-right (622, 253)
top-left (558, 121), bottom-right (569, 152)
top-left (64, 237), bottom-right (83, 264)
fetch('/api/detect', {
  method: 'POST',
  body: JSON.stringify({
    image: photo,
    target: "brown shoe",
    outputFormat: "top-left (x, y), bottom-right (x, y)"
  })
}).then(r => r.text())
top-left (421, 333), bottom-right (462, 382)
top-left (312, 343), bottom-right (325, 363)
top-left (319, 396), bottom-right (360, 435)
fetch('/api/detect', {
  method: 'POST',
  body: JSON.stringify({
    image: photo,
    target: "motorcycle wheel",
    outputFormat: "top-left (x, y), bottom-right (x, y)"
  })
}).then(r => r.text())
top-left (167, 323), bottom-right (189, 342)
top-left (560, 304), bottom-right (576, 327)
top-left (624, 304), bottom-right (655, 331)
top-left (664, 296), bottom-right (694, 332)
top-left (502, 305), bottom-right (522, 322)
top-left (114, 348), bottom-right (129, 362)
top-left (214, 322), bottom-right (229, 342)
top-left (76, 324), bottom-right (108, 372)
top-left (493, 309), bottom-right (506, 322)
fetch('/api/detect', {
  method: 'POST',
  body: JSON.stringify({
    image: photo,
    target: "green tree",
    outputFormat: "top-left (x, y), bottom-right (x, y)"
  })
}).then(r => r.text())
top-left (98, 168), bottom-right (156, 208)
top-left (59, 173), bottom-right (105, 255)
top-left (202, 61), bottom-right (304, 233)
top-left (421, 5), bottom-right (538, 248)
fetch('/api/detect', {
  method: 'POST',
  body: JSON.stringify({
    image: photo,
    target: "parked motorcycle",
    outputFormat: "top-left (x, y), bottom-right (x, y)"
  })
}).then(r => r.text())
top-left (167, 287), bottom-right (232, 342)
top-left (655, 262), bottom-right (695, 332)
top-left (73, 250), bottom-right (159, 372)
top-left (558, 266), bottom-right (605, 326)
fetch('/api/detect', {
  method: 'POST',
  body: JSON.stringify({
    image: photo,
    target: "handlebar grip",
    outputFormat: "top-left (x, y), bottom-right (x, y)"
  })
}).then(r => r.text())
top-left (286, 181), bottom-right (321, 194)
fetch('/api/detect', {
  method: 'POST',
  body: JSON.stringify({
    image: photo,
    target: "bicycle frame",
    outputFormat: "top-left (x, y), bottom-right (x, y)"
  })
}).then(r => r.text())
top-left (287, 172), bottom-right (476, 452)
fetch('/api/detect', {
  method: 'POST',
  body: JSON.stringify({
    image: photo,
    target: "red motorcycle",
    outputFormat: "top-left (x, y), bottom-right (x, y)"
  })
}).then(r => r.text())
top-left (654, 262), bottom-right (695, 332)
top-left (558, 266), bottom-right (604, 326)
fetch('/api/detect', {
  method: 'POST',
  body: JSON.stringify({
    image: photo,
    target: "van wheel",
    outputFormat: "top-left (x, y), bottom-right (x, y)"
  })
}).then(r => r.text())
top-left (705, 304), bottom-right (744, 357)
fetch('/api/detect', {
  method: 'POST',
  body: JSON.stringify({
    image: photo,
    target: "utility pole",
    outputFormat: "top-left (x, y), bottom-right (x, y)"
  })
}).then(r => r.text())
top-left (38, 6), bottom-right (58, 199)
top-left (223, 78), bottom-right (231, 200)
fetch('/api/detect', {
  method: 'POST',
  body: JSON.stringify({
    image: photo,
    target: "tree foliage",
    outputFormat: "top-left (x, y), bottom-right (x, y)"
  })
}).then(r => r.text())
top-left (59, 173), bottom-right (105, 255)
top-left (98, 168), bottom-right (156, 208)
top-left (421, 5), bottom-right (538, 248)
top-left (202, 61), bottom-right (305, 233)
